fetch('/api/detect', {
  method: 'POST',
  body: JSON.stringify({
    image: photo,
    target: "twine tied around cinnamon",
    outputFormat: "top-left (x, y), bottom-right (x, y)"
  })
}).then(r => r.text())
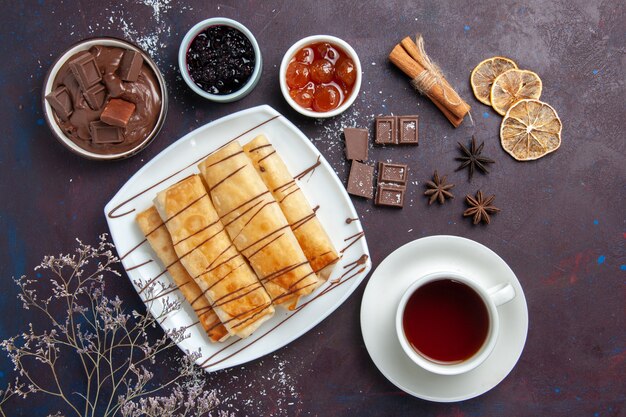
top-left (389, 35), bottom-right (470, 127)
top-left (409, 35), bottom-right (462, 107)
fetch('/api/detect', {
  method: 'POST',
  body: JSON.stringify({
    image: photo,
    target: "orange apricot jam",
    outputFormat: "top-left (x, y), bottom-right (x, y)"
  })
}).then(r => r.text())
top-left (285, 42), bottom-right (356, 112)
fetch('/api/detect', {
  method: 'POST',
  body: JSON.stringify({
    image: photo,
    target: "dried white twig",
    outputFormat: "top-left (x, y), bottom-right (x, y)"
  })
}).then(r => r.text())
top-left (0, 234), bottom-right (228, 417)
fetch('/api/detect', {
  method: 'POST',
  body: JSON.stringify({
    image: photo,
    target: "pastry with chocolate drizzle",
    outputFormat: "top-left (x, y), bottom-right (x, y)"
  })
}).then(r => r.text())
top-left (243, 135), bottom-right (339, 280)
top-left (199, 142), bottom-right (321, 310)
top-left (155, 175), bottom-right (275, 339)
top-left (136, 206), bottom-right (229, 342)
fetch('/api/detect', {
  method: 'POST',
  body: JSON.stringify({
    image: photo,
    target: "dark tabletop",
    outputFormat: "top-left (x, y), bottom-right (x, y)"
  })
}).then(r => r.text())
top-left (1, 0), bottom-right (624, 416)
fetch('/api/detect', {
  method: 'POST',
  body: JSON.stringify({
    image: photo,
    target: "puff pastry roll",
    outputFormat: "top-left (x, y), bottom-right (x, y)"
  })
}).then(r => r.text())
top-left (136, 206), bottom-right (229, 342)
top-left (198, 142), bottom-right (321, 309)
top-left (154, 175), bottom-right (274, 338)
top-left (243, 135), bottom-right (339, 280)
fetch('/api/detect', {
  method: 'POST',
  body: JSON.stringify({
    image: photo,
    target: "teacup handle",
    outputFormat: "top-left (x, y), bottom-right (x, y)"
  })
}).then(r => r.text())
top-left (487, 282), bottom-right (516, 306)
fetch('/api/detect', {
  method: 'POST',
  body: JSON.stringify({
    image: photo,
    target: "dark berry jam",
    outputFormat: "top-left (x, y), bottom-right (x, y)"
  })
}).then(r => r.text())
top-left (186, 25), bottom-right (255, 95)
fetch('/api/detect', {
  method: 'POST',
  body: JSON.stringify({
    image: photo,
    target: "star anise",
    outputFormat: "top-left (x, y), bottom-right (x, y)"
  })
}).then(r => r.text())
top-left (456, 136), bottom-right (495, 181)
top-left (463, 190), bottom-right (501, 224)
top-left (424, 170), bottom-right (455, 205)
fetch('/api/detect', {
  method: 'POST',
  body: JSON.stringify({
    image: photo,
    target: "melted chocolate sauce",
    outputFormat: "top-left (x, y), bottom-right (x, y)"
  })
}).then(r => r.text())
top-left (240, 224), bottom-right (290, 254)
top-left (247, 143), bottom-right (273, 153)
top-left (173, 219), bottom-right (221, 246)
top-left (120, 238), bottom-right (147, 260)
top-left (230, 303), bottom-right (273, 329)
top-left (221, 190), bottom-right (270, 219)
top-left (291, 211), bottom-right (317, 231)
top-left (204, 243), bottom-right (235, 272)
top-left (246, 233), bottom-right (285, 259)
top-left (340, 231), bottom-right (365, 254)
top-left (52, 46), bottom-right (162, 155)
top-left (205, 150), bottom-right (244, 168)
top-left (209, 165), bottom-right (247, 192)
top-left (163, 193), bottom-right (207, 227)
top-left (126, 259), bottom-right (153, 271)
top-left (278, 188), bottom-right (300, 203)
top-left (294, 156), bottom-right (321, 180)
top-left (273, 179), bottom-right (295, 193)
top-left (229, 201), bottom-right (276, 238)
top-left (257, 150), bottom-right (276, 163)
top-left (177, 227), bottom-right (225, 262)
top-left (212, 282), bottom-right (264, 309)
top-left (205, 254), bottom-right (242, 277)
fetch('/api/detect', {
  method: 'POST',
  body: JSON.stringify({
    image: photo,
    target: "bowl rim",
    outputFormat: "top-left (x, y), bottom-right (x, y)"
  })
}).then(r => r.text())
top-left (394, 271), bottom-right (500, 376)
top-left (42, 36), bottom-right (168, 161)
top-left (279, 35), bottom-right (362, 119)
top-left (178, 17), bottom-right (263, 103)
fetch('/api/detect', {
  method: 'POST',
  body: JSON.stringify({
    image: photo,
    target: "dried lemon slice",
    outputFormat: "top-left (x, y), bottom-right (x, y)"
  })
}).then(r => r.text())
top-left (490, 69), bottom-right (542, 115)
top-left (470, 57), bottom-right (518, 106)
top-left (500, 99), bottom-right (562, 161)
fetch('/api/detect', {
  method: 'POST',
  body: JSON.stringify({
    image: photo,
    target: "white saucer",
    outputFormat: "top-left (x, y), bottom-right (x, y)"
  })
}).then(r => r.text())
top-left (360, 235), bottom-right (528, 402)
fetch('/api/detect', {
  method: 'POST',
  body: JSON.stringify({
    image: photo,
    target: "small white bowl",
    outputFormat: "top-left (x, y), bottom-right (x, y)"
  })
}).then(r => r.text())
top-left (280, 35), bottom-right (362, 118)
top-left (178, 17), bottom-right (262, 102)
top-left (42, 37), bottom-right (168, 160)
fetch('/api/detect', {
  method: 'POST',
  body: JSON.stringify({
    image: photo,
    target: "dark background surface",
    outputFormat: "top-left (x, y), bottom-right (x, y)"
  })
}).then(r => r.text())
top-left (1, 0), bottom-right (624, 415)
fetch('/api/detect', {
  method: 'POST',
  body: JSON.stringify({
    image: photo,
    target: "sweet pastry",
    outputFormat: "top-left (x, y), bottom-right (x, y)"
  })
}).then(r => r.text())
top-left (154, 175), bottom-right (274, 338)
top-left (198, 142), bottom-right (321, 309)
top-left (243, 135), bottom-right (339, 280)
top-left (136, 206), bottom-right (229, 342)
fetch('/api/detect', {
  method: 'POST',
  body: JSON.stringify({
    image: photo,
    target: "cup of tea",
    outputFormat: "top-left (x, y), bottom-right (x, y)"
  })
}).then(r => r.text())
top-left (395, 271), bottom-right (515, 375)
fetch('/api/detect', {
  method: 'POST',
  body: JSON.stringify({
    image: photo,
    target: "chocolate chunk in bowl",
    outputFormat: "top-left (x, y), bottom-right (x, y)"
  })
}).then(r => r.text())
top-left (42, 37), bottom-right (168, 160)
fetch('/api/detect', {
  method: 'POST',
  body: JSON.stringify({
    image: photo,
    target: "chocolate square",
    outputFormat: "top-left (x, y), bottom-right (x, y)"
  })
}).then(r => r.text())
top-left (45, 86), bottom-right (73, 121)
top-left (100, 98), bottom-right (136, 128)
top-left (69, 53), bottom-right (102, 91)
top-left (347, 161), bottom-right (374, 199)
top-left (378, 162), bottom-right (408, 185)
top-left (118, 50), bottom-right (143, 82)
top-left (90, 121), bottom-right (123, 144)
top-left (344, 128), bottom-right (369, 161)
top-left (83, 83), bottom-right (107, 110)
top-left (375, 116), bottom-right (397, 145)
top-left (398, 115), bottom-right (419, 145)
top-left (375, 184), bottom-right (406, 208)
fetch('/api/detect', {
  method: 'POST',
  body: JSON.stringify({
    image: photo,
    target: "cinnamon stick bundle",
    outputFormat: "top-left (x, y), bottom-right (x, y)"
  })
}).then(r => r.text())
top-left (389, 35), bottom-right (470, 127)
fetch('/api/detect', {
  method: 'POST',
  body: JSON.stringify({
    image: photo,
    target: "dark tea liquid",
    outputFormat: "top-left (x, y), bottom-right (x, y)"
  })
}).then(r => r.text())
top-left (402, 279), bottom-right (489, 363)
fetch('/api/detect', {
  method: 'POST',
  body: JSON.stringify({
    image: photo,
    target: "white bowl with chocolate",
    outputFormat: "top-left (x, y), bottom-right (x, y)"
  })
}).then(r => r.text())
top-left (43, 37), bottom-right (167, 160)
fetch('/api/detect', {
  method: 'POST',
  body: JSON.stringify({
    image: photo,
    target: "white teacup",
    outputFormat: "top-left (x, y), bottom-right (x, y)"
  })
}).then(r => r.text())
top-left (395, 271), bottom-right (515, 375)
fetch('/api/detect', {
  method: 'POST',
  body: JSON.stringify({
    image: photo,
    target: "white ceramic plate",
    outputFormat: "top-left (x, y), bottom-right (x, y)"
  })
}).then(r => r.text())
top-left (360, 235), bottom-right (528, 402)
top-left (105, 105), bottom-right (371, 372)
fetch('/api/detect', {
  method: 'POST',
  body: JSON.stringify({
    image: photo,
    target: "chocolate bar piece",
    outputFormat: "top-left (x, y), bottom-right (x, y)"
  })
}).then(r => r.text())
top-left (347, 161), bottom-right (374, 199)
top-left (90, 121), bottom-right (123, 144)
top-left (375, 184), bottom-right (406, 208)
top-left (344, 127), bottom-right (369, 161)
top-left (118, 50), bottom-right (143, 82)
top-left (378, 162), bottom-right (408, 185)
top-left (45, 86), bottom-right (73, 121)
top-left (398, 116), bottom-right (419, 145)
top-left (69, 53), bottom-right (102, 91)
top-left (83, 83), bottom-right (106, 110)
top-left (375, 116), bottom-right (397, 145)
top-left (100, 98), bottom-right (136, 127)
